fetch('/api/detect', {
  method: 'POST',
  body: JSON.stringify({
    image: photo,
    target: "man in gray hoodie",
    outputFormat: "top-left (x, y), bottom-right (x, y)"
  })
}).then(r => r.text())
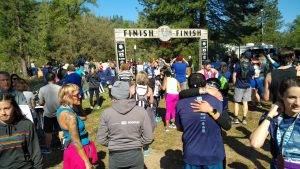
top-left (97, 81), bottom-right (153, 169)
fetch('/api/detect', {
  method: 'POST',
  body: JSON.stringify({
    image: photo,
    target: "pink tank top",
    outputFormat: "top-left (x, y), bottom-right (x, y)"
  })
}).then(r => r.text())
top-left (203, 69), bottom-right (215, 79)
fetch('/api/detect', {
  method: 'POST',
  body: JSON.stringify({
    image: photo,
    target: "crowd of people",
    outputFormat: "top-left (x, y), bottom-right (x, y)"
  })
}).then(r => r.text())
top-left (0, 47), bottom-right (300, 169)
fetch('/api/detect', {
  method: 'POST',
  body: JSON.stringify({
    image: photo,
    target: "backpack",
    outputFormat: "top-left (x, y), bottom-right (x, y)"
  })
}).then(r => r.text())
top-left (240, 60), bottom-right (250, 80)
top-left (135, 84), bottom-right (149, 109)
top-left (135, 84), bottom-right (157, 130)
top-left (220, 76), bottom-right (228, 90)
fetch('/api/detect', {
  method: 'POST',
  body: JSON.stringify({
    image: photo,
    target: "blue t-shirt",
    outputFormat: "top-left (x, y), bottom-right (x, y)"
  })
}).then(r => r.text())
top-left (175, 94), bottom-right (224, 166)
top-left (172, 62), bottom-right (188, 83)
top-left (234, 63), bottom-right (254, 89)
top-left (268, 114), bottom-right (300, 168)
top-left (64, 73), bottom-right (83, 94)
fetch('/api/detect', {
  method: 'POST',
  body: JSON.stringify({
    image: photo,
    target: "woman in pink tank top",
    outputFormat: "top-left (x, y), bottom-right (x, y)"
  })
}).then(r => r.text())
top-left (197, 59), bottom-right (219, 79)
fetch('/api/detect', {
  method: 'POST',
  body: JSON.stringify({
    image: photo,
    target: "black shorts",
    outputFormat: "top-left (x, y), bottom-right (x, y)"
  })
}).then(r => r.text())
top-left (44, 116), bottom-right (61, 133)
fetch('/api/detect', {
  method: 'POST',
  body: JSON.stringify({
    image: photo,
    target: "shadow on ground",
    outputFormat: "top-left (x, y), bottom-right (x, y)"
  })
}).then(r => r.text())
top-left (96, 151), bottom-right (106, 169)
top-left (159, 149), bottom-right (183, 169)
top-left (43, 149), bottom-right (64, 168)
top-left (156, 107), bottom-right (166, 126)
top-left (223, 126), bottom-right (271, 169)
top-left (228, 162), bottom-right (249, 169)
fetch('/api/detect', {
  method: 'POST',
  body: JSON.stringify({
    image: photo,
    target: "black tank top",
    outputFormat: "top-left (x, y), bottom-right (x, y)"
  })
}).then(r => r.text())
top-left (270, 66), bottom-right (297, 103)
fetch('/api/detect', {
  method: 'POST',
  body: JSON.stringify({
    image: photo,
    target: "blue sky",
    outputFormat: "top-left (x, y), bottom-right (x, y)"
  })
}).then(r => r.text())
top-left (87, 0), bottom-right (300, 26)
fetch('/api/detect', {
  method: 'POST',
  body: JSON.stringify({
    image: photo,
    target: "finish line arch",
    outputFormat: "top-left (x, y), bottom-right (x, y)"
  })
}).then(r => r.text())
top-left (114, 25), bottom-right (208, 68)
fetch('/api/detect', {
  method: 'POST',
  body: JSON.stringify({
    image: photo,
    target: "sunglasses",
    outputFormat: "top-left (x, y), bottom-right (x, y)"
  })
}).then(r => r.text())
top-left (12, 77), bottom-right (18, 80)
top-left (69, 93), bottom-right (81, 98)
top-left (207, 81), bottom-right (220, 89)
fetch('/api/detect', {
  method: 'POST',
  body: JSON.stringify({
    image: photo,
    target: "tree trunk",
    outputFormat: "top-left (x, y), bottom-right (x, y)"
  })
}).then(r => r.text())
top-left (15, 1), bottom-right (28, 77)
top-left (200, 11), bottom-right (206, 28)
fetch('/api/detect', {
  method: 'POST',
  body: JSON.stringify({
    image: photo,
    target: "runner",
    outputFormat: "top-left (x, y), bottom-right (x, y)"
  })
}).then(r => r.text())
top-left (251, 77), bottom-right (300, 169)
top-left (0, 92), bottom-right (43, 169)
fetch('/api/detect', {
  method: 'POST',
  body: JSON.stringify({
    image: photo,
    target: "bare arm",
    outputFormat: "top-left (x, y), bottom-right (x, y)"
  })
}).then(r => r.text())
top-left (147, 87), bottom-right (154, 104)
top-left (31, 99), bottom-right (36, 109)
top-left (170, 58), bottom-right (176, 66)
top-left (177, 81), bottom-right (181, 92)
top-left (60, 111), bottom-right (92, 168)
top-left (161, 77), bottom-right (167, 91)
top-left (232, 72), bottom-right (237, 85)
top-left (263, 73), bottom-right (271, 101)
top-left (129, 85), bottom-right (136, 98)
top-left (182, 58), bottom-right (189, 66)
top-left (212, 68), bottom-right (219, 78)
top-left (250, 104), bottom-right (279, 149)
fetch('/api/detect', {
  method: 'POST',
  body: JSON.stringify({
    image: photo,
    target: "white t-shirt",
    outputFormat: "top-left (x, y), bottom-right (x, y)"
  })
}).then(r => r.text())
top-left (253, 64), bottom-right (261, 78)
top-left (30, 62), bottom-right (35, 68)
top-left (166, 77), bottom-right (179, 94)
top-left (154, 80), bottom-right (161, 97)
top-left (136, 64), bottom-right (144, 73)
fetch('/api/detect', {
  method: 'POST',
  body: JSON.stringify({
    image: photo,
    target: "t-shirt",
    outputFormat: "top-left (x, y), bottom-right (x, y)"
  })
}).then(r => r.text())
top-left (172, 62), bottom-right (188, 83)
top-left (38, 83), bottom-right (61, 117)
top-left (23, 91), bottom-right (35, 109)
top-left (9, 89), bottom-right (28, 105)
top-left (136, 64), bottom-right (144, 73)
top-left (234, 62), bottom-right (254, 89)
top-left (268, 114), bottom-right (300, 168)
top-left (253, 64), bottom-right (261, 78)
top-left (154, 80), bottom-right (161, 97)
top-left (175, 94), bottom-right (224, 166)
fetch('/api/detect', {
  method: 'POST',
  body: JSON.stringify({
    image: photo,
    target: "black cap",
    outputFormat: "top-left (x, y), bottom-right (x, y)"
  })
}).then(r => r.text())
top-left (203, 59), bottom-right (211, 65)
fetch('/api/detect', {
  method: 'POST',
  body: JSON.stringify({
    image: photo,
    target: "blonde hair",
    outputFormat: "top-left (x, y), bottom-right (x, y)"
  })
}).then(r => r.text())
top-left (58, 83), bottom-right (79, 106)
top-left (136, 71), bottom-right (148, 85)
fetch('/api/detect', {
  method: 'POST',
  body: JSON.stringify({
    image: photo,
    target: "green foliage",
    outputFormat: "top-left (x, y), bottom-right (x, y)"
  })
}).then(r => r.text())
top-left (0, 0), bottom-right (299, 74)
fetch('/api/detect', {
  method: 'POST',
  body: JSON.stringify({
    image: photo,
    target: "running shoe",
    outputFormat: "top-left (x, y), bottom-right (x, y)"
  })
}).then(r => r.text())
top-left (232, 118), bottom-right (240, 124)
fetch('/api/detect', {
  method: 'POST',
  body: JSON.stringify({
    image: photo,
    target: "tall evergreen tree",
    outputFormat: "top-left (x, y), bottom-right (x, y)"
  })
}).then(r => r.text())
top-left (0, 0), bottom-right (38, 76)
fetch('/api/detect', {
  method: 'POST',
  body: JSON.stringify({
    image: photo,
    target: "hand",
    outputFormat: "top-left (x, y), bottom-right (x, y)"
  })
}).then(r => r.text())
top-left (296, 65), bottom-right (300, 71)
top-left (191, 100), bottom-right (213, 113)
top-left (207, 86), bottom-right (223, 101)
top-left (268, 101), bottom-right (284, 117)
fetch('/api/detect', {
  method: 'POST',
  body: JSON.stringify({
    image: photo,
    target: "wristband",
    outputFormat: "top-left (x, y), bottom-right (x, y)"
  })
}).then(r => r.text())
top-left (265, 115), bottom-right (273, 122)
top-left (209, 109), bottom-right (217, 116)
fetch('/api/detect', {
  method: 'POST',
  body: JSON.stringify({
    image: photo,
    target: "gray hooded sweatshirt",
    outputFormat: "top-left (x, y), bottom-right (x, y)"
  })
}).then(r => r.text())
top-left (97, 99), bottom-right (153, 151)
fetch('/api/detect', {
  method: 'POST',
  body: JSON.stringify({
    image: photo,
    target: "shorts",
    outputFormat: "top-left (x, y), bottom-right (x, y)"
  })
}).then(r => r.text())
top-left (43, 116), bottom-right (61, 133)
top-left (109, 149), bottom-right (143, 169)
top-left (233, 87), bottom-right (252, 102)
top-left (250, 78), bottom-right (264, 97)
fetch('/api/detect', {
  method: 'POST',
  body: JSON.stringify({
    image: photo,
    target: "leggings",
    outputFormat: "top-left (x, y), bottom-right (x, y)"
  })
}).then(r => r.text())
top-left (165, 93), bottom-right (179, 121)
top-left (89, 88), bottom-right (100, 106)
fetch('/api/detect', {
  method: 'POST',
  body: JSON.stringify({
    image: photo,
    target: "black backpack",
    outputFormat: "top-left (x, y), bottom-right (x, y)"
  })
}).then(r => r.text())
top-left (239, 60), bottom-right (250, 80)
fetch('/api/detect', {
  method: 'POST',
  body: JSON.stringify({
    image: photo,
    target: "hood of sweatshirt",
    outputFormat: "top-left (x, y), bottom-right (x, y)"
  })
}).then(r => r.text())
top-left (112, 99), bottom-right (137, 115)
top-left (0, 120), bottom-right (17, 136)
